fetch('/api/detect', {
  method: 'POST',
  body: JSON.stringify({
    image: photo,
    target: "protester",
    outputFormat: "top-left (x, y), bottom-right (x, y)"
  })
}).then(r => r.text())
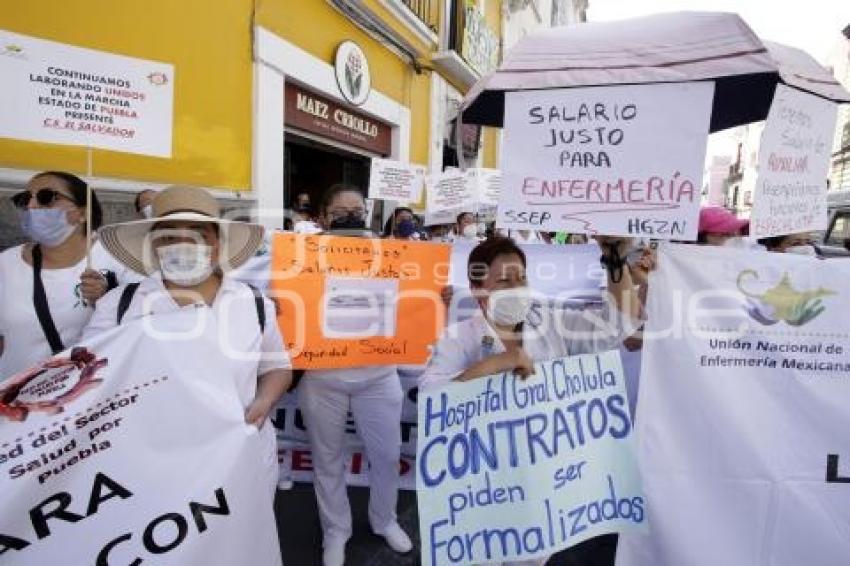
top-left (696, 206), bottom-right (750, 246)
top-left (758, 233), bottom-right (819, 256)
top-left (447, 211), bottom-right (480, 242)
top-left (288, 192), bottom-right (322, 233)
top-left (0, 171), bottom-right (137, 376)
top-left (292, 192), bottom-right (314, 221)
top-left (133, 189), bottom-right (158, 219)
top-left (382, 206), bottom-right (420, 240)
top-left (301, 183), bottom-right (413, 566)
top-left (81, 185), bottom-right (291, 484)
top-left (427, 223), bottom-right (453, 242)
top-left (419, 235), bottom-right (639, 386)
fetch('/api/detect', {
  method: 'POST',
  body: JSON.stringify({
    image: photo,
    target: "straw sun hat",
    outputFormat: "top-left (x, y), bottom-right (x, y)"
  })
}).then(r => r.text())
top-left (98, 185), bottom-right (265, 275)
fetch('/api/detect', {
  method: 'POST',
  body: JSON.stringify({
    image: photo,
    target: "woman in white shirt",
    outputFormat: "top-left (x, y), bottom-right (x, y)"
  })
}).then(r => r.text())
top-left (418, 236), bottom-right (641, 566)
top-left (421, 236), bottom-right (639, 390)
top-left (0, 171), bottom-right (135, 377)
top-left (299, 184), bottom-right (413, 566)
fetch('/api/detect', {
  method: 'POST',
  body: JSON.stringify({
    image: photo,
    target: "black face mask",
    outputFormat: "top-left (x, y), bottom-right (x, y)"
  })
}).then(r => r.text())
top-left (329, 214), bottom-right (366, 230)
top-left (296, 203), bottom-right (312, 214)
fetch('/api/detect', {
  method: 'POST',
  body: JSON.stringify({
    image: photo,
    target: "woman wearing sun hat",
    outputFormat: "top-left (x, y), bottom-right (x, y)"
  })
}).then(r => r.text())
top-left (82, 185), bottom-right (292, 447)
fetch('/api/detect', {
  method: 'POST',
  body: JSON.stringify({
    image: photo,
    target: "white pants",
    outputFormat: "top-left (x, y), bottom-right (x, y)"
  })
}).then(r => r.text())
top-left (299, 371), bottom-right (403, 543)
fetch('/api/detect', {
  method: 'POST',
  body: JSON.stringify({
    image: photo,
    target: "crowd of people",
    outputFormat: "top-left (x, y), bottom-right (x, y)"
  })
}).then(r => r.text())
top-left (0, 170), bottom-right (823, 566)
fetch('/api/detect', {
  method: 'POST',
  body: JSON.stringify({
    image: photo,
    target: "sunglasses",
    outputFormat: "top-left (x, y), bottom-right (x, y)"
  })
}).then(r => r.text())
top-left (12, 188), bottom-right (78, 209)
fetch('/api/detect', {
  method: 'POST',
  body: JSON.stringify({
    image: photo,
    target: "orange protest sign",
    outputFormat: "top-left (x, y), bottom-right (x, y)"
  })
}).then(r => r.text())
top-left (269, 233), bottom-right (451, 369)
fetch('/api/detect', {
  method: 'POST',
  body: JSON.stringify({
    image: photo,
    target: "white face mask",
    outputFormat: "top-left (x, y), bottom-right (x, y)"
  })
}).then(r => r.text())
top-left (486, 287), bottom-right (532, 327)
top-left (141, 204), bottom-right (154, 219)
top-left (157, 243), bottom-right (214, 286)
top-left (18, 208), bottom-right (77, 247)
top-left (462, 224), bottom-right (479, 239)
top-left (786, 245), bottom-right (817, 257)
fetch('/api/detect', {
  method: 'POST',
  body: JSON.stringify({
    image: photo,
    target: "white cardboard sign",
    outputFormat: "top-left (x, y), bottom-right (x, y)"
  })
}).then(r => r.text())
top-left (0, 29), bottom-right (174, 157)
top-left (499, 83), bottom-right (714, 240)
top-left (749, 85), bottom-right (838, 237)
top-left (467, 167), bottom-right (501, 206)
top-left (368, 158), bottom-right (425, 203)
top-left (426, 170), bottom-right (477, 217)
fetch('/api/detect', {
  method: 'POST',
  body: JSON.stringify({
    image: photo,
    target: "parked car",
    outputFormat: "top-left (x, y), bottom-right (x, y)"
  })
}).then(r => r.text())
top-left (823, 190), bottom-right (850, 256)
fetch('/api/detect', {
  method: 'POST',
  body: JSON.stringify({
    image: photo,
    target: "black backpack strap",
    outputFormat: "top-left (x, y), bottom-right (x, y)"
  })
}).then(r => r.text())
top-left (117, 282), bottom-right (141, 324)
top-left (103, 270), bottom-right (119, 292)
top-left (31, 245), bottom-right (65, 355)
top-left (245, 284), bottom-right (266, 333)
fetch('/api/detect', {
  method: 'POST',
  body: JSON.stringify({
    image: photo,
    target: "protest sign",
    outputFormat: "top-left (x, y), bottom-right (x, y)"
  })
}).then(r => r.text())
top-left (417, 351), bottom-right (645, 565)
top-left (0, 29), bottom-right (174, 157)
top-left (499, 82), bottom-right (714, 239)
top-left (467, 167), bottom-right (501, 206)
top-left (0, 311), bottom-right (281, 565)
top-left (616, 244), bottom-right (850, 566)
top-left (368, 158), bottom-right (426, 203)
top-left (273, 369), bottom-right (420, 489)
top-left (426, 171), bottom-right (477, 218)
top-left (269, 233), bottom-right (450, 369)
top-left (749, 85), bottom-right (839, 237)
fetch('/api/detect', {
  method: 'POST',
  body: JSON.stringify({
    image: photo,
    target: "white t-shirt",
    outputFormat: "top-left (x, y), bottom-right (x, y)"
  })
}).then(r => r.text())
top-left (81, 274), bottom-right (290, 386)
top-left (0, 241), bottom-right (139, 377)
top-left (418, 304), bottom-right (627, 392)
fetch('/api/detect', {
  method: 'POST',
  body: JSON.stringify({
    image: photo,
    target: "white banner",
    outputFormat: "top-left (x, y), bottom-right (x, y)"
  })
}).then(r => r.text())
top-left (499, 83), bottom-right (714, 239)
top-left (750, 85), bottom-right (839, 237)
top-left (273, 370), bottom-right (420, 490)
top-left (368, 158), bottom-right (426, 203)
top-left (0, 29), bottom-right (174, 157)
top-left (0, 312), bottom-right (280, 564)
top-left (617, 244), bottom-right (850, 566)
top-left (417, 351), bottom-right (645, 565)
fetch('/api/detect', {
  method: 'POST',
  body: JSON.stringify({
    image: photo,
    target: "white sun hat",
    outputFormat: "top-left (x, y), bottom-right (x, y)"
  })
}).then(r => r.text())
top-left (98, 185), bottom-right (265, 275)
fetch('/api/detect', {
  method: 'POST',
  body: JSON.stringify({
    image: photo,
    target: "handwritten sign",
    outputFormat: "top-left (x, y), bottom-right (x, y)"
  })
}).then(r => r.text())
top-left (417, 351), bottom-right (645, 565)
top-left (749, 85), bottom-right (839, 237)
top-left (426, 170), bottom-right (476, 216)
top-left (0, 29), bottom-right (174, 157)
top-left (499, 83), bottom-right (714, 239)
top-left (368, 158), bottom-right (426, 203)
top-left (467, 167), bottom-right (501, 206)
top-left (269, 233), bottom-right (450, 369)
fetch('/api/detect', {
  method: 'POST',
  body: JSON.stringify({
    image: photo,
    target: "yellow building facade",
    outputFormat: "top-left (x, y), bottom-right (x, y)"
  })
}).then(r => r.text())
top-left (0, 0), bottom-right (505, 225)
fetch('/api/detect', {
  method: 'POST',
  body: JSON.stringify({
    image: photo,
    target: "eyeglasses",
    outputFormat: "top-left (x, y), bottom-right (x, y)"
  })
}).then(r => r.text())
top-left (12, 189), bottom-right (77, 209)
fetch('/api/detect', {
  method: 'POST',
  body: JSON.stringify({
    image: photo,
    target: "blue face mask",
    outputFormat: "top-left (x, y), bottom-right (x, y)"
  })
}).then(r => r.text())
top-left (18, 208), bottom-right (77, 247)
top-left (396, 219), bottom-right (416, 238)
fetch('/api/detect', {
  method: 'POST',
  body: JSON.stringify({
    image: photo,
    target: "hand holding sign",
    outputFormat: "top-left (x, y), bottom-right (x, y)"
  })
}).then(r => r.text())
top-left (749, 84), bottom-right (839, 237)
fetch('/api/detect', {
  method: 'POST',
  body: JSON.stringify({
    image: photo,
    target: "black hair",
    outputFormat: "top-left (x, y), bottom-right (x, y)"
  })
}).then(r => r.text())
top-left (32, 170), bottom-right (102, 230)
top-left (467, 236), bottom-right (527, 288)
top-left (133, 189), bottom-right (156, 213)
top-left (456, 211), bottom-right (473, 225)
top-left (319, 183), bottom-right (365, 216)
top-left (382, 207), bottom-right (414, 236)
top-left (292, 192), bottom-right (311, 205)
top-left (757, 235), bottom-right (789, 250)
